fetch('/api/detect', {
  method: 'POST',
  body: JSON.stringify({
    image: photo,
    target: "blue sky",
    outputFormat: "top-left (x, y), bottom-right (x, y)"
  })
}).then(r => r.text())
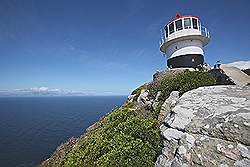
top-left (0, 0), bottom-right (249, 95)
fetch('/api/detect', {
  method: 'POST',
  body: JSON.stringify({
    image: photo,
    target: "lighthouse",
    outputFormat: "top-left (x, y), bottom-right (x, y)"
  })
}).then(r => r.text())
top-left (160, 13), bottom-right (210, 68)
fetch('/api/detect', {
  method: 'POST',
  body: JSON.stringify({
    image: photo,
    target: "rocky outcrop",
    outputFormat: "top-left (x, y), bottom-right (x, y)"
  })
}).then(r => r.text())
top-left (155, 85), bottom-right (250, 167)
top-left (242, 69), bottom-right (250, 76)
top-left (137, 89), bottom-right (153, 107)
top-left (220, 65), bottom-right (250, 86)
top-left (158, 91), bottom-right (179, 123)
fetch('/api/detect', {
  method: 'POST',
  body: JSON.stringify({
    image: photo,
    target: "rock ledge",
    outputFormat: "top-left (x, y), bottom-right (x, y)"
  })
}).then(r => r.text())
top-left (155, 85), bottom-right (250, 167)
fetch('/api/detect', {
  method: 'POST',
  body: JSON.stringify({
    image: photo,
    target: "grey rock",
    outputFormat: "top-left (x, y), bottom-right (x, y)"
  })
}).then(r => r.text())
top-left (237, 143), bottom-right (250, 159)
top-left (170, 85), bottom-right (250, 145)
top-left (184, 133), bottom-right (195, 149)
top-left (127, 94), bottom-right (136, 103)
top-left (158, 91), bottom-right (179, 122)
top-left (155, 91), bottom-right (162, 102)
top-left (152, 91), bottom-right (162, 111)
top-left (155, 85), bottom-right (250, 167)
top-left (162, 127), bottom-right (184, 141)
top-left (152, 101), bottom-right (159, 113)
top-left (219, 164), bottom-right (229, 167)
top-left (137, 89), bottom-right (153, 107)
top-left (177, 145), bottom-right (187, 156)
top-left (234, 158), bottom-right (250, 167)
top-left (155, 154), bottom-right (172, 167)
top-left (220, 64), bottom-right (250, 86)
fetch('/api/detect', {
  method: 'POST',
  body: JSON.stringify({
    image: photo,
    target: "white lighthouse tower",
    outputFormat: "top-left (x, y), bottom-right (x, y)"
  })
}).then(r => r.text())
top-left (160, 13), bottom-right (210, 68)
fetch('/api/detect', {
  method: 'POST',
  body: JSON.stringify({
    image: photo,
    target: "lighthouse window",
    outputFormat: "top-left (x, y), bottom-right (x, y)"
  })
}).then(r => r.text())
top-left (169, 22), bottom-right (174, 34)
top-left (184, 18), bottom-right (191, 29)
top-left (175, 19), bottom-right (183, 31)
top-left (192, 18), bottom-right (198, 29)
top-left (164, 25), bottom-right (168, 37)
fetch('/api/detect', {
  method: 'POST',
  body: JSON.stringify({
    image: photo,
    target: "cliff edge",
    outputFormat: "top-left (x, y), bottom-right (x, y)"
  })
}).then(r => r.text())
top-left (40, 70), bottom-right (250, 167)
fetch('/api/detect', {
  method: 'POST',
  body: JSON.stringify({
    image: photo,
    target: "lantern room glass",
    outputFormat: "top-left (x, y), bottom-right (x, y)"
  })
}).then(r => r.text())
top-left (169, 22), bottom-right (174, 34)
top-left (184, 18), bottom-right (191, 29)
top-left (192, 18), bottom-right (198, 29)
top-left (175, 19), bottom-right (183, 31)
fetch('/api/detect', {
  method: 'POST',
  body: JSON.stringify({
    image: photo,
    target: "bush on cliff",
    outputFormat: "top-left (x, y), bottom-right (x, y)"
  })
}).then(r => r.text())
top-left (41, 71), bottom-right (216, 167)
top-left (60, 108), bottom-right (161, 167)
top-left (151, 71), bottom-right (216, 101)
top-left (144, 71), bottom-right (216, 118)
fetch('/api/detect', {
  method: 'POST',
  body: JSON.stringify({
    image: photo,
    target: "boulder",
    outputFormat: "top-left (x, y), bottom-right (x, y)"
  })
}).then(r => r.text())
top-left (155, 85), bottom-right (250, 167)
top-left (158, 91), bottom-right (179, 123)
top-left (152, 91), bottom-right (162, 112)
top-left (137, 89), bottom-right (153, 107)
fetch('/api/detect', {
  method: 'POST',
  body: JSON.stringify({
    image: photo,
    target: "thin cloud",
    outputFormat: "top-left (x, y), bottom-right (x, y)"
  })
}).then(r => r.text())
top-left (0, 87), bottom-right (124, 97)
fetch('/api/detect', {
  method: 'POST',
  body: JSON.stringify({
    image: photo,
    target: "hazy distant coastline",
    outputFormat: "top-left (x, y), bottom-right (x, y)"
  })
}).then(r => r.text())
top-left (0, 87), bottom-right (125, 97)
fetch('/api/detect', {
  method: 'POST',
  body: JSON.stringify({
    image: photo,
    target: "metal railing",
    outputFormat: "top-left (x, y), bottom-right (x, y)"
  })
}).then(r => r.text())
top-left (201, 26), bottom-right (210, 38)
top-left (160, 26), bottom-right (210, 46)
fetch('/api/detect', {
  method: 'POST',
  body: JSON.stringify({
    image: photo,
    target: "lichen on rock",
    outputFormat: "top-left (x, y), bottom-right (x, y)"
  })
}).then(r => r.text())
top-left (155, 85), bottom-right (250, 167)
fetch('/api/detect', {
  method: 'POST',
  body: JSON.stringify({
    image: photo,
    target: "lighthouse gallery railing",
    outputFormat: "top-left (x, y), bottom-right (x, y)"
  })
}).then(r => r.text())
top-left (160, 26), bottom-right (210, 46)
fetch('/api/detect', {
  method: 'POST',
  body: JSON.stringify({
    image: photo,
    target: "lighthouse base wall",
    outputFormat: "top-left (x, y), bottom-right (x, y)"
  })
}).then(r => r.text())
top-left (167, 54), bottom-right (204, 68)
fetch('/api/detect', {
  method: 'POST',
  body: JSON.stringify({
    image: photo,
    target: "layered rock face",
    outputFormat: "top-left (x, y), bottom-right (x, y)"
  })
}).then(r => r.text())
top-left (155, 85), bottom-right (250, 167)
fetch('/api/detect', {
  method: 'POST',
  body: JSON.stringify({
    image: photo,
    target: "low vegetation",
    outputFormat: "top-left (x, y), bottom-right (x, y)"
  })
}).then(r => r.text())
top-left (133, 71), bottom-right (216, 117)
top-left (41, 71), bottom-right (216, 167)
top-left (156, 71), bottom-right (216, 101)
top-left (60, 108), bottom-right (161, 166)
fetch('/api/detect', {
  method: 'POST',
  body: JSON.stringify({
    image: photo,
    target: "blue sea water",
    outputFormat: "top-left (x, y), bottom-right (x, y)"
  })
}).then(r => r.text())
top-left (0, 96), bottom-right (126, 167)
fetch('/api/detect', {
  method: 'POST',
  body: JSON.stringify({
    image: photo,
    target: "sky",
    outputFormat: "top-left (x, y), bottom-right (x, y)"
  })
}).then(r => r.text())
top-left (0, 0), bottom-right (249, 95)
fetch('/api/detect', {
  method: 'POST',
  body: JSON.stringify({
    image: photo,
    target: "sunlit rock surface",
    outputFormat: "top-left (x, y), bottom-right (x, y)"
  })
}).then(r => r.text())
top-left (155, 85), bottom-right (250, 167)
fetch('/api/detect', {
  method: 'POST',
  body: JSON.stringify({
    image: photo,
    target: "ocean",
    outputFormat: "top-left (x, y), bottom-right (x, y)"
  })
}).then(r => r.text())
top-left (0, 96), bottom-right (126, 167)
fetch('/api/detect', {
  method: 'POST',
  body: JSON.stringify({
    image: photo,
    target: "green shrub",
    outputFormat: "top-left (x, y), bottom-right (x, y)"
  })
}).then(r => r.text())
top-left (45, 71), bottom-right (215, 167)
top-left (61, 108), bottom-right (161, 167)
top-left (157, 71), bottom-right (216, 101)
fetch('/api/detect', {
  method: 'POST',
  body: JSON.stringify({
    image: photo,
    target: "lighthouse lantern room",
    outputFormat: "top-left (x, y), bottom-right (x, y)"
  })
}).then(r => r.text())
top-left (160, 13), bottom-right (210, 68)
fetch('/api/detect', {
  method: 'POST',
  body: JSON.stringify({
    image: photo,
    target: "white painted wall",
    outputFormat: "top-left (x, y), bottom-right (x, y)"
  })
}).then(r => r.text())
top-left (167, 29), bottom-right (201, 42)
top-left (166, 39), bottom-right (203, 58)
